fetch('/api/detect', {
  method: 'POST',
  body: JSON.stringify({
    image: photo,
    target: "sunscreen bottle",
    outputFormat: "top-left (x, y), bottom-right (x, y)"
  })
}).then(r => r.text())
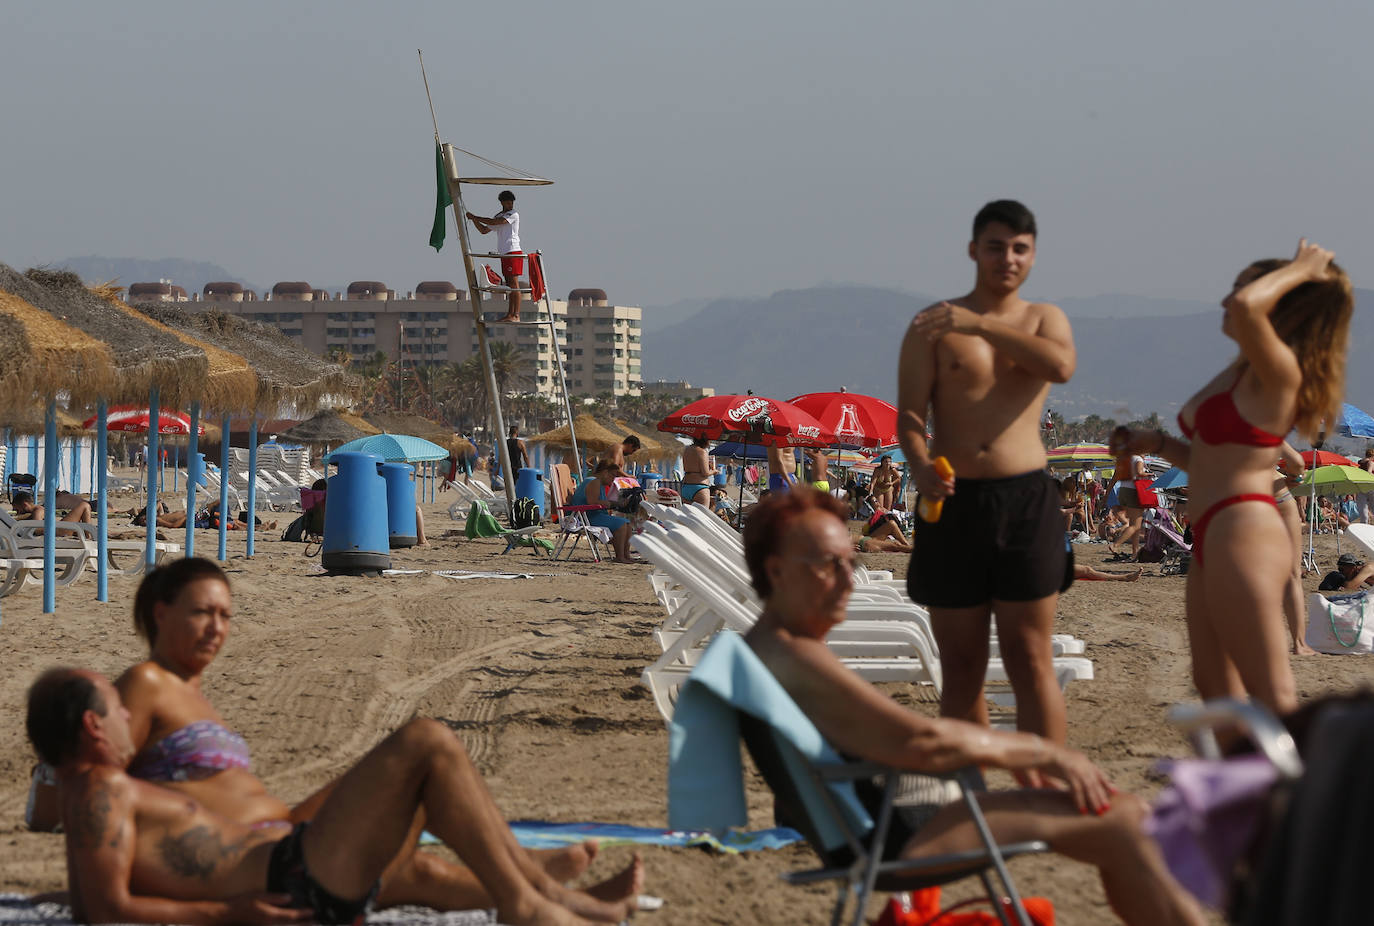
top-left (918, 457), bottom-right (956, 522)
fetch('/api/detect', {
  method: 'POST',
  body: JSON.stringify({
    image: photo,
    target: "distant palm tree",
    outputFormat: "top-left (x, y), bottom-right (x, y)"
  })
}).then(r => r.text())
top-left (487, 340), bottom-right (531, 396)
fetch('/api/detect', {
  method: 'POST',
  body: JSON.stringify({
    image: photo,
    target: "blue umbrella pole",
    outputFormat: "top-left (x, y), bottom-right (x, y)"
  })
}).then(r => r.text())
top-left (246, 419), bottom-right (258, 558)
top-left (96, 401), bottom-right (109, 602)
top-left (185, 402), bottom-right (199, 558)
top-left (42, 399), bottom-right (58, 614)
top-left (145, 387), bottom-right (161, 571)
top-left (218, 415), bottom-right (230, 562)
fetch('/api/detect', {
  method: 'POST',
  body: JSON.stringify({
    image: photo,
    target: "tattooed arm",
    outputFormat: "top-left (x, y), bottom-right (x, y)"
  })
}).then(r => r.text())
top-left (67, 770), bottom-right (301, 925)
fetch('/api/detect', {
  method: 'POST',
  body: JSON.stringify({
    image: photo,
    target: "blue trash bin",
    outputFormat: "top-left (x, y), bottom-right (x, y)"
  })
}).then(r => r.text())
top-left (515, 467), bottom-right (544, 521)
top-left (322, 452), bottom-right (391, 574)
top-left (379, 462), bottom-right (418, 548)
top-left (714, 471), bottom-right (727, 487)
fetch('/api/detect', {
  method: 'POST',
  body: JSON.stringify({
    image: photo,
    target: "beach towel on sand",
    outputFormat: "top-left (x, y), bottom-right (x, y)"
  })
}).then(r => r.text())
top-left (0, 894), bottom-right (500, 925)
top-left (463, 500), bottom-right (554, 553)
top-left (420, 820), bottom-right (801, 854)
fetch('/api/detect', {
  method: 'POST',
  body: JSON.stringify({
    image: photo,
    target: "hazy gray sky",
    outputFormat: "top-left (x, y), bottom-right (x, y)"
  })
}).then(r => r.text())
top-left (5, 1), bottom-right (1371, 308)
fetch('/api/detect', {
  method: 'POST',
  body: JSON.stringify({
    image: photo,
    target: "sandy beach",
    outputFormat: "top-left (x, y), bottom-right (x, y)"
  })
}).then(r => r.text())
top-left (2, 476), bottom-right (1370, 925)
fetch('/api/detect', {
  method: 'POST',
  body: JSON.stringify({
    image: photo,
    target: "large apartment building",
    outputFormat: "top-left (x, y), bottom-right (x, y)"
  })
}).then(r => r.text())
top-left (148, 281), bottom-right (643, 398)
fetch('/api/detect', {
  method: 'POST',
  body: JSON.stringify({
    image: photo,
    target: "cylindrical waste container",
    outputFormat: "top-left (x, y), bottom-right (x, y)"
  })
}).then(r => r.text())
top-left (379, 462), bottom-right (418, 548)
top-left (515, 467), bottom-right (544, 521)
top-left (640, 472), bottom-right (661, 492)
top-left (714, 471), bottom-right (727, 487)
top-left (322, 452), bottom-right (390, 574)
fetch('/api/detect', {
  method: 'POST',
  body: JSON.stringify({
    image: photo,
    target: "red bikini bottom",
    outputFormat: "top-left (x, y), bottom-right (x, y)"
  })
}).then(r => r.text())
top-left (1193, 494), bottom-right (1278, 566)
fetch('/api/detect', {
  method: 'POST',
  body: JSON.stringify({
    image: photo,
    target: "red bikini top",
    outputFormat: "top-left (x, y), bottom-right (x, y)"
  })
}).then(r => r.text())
top-left (1177, 370), bottom-right (1284, 448)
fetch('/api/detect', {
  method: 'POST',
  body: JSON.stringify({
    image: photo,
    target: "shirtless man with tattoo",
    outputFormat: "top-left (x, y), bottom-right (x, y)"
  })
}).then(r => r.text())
top-left (897, 200), bottom-right (1077, 748)
top-left (27, 668), bottom-right (632, 925)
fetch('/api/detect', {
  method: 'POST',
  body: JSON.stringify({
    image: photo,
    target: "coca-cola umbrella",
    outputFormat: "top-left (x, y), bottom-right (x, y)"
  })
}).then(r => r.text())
top-left (82, 405), bottom-right (204, 435)
top-left (658, 395), bottom-right (834, 517)
top-left (785, 392), bottom-right (898, 449)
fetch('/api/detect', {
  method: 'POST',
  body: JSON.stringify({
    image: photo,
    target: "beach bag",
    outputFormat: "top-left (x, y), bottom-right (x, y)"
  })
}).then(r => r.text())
top-left (511, 496), bottom-right (540, 529)
top-left (281, 515), bottom-right (308, 543)
top-left (1133, 478), bottom-right (1160, 508)
top-left (1306, 590), bottom-right (1374, 654)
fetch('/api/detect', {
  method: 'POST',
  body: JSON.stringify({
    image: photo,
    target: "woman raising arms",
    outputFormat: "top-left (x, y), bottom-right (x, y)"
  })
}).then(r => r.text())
top-left (1112, 240), bottom-right (1351, 714)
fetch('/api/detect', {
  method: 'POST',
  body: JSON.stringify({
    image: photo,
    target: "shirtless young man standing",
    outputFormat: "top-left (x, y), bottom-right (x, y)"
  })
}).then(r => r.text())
top-left (28, 668), bottom-right (632, 925)
top-left (765, 445), bottom-right (797, 493)
top-left (897, 200), bottom-right (1077, 744)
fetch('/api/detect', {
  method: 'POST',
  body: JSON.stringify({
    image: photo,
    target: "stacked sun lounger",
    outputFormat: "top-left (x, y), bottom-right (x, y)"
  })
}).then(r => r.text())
top-left (634, 501), bottom-right (1092, 728)
top-left (0, 510), bottom-right (181, 598)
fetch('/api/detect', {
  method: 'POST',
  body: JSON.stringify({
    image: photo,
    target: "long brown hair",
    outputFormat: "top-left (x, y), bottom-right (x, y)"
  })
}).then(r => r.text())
top-left (1244, 257), bottom-right (1354, 441)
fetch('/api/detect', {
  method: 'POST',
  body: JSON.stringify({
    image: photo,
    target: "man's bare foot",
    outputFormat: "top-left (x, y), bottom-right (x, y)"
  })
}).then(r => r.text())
top-left (544, 853), bottom-right (643, 921)
top-left (613, 557), bottom-right (636, 565)
top-left (415, 540), bottom-right (430, 547)
top-left (1127, 567), bottom-right (1143, 581)
top-left (499, 314), bottom-right (521, 323)
top-left (584, 852), bottom-right (643, 905)
top-left (539, 840), bottom-right (599, 883)
top-left (1293, 642), bottom-right (1317, 655)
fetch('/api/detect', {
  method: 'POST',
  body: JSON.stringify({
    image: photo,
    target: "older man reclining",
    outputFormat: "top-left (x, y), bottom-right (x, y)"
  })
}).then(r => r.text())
top-left (27, 668), bottom-right (634, 925)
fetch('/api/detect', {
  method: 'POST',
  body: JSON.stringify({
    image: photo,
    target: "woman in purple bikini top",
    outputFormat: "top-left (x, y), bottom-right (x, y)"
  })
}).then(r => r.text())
top-left (126, 718), bottom-right (252, 782)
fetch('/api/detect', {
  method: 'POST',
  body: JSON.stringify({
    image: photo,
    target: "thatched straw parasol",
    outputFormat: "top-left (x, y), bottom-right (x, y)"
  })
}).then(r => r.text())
top-left (131, 304), bottom-right (355, 416)
top-left (92, 285), bottom-right (257, 417)
top-left (363, 411), bottom-right (452, 445)
top-left (448, 434), bottom-right (476, 458)
top-left (5, 405), bottom-right (93, 437)
top-left (2, 266), bottom-right (208, 407)
top-left (0, 288), bottom-right (116, 420)
top-left (610, 419), bottom-right (669, 457)
top-left (278, 408), bottom-right (381, 445)
top-left (528, 414), bottom-right (624, 452)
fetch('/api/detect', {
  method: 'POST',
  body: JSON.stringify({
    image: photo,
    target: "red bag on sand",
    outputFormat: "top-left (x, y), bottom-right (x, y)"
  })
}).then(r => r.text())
top-left (1133, 478), bottom-right (1160, 508)
top-left (873, 887), bottom-right (1054, 926)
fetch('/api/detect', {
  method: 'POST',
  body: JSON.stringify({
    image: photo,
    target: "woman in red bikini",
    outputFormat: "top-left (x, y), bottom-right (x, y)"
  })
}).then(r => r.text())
top-left (1111, 240), bottom-right (1351, 715)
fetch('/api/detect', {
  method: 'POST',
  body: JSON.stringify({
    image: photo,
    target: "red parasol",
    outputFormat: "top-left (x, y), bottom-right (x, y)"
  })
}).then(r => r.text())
top-left (82, 406), bottom-right (204, 435)
top-left (786, 391), bottom-right (898, 449)
top-left (657, 394), bottom-right (835, 447)
top-left (1282, 449), bottom-right (1354, 471)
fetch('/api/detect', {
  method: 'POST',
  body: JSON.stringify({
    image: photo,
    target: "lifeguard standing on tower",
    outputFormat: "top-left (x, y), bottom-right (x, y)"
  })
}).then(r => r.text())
top-left (467, 190), bottom-right (523, 322)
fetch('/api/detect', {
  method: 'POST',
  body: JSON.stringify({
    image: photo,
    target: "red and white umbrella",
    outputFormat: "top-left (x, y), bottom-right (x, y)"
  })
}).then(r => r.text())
top-left (82, 406), bottom-right (204, 435)
top-left (657, 394), bottom-right (835, 447)
top-left (786, 391), bottom-right (898, 449)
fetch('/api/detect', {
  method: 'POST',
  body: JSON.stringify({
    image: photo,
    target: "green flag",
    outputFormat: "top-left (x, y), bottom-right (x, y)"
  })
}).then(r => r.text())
top-left (429, 143), bottom-right (452, 251)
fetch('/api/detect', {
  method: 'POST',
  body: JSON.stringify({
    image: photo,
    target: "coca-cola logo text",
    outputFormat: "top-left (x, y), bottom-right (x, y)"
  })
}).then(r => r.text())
top-left (726, 397), bottom-right (771, 422)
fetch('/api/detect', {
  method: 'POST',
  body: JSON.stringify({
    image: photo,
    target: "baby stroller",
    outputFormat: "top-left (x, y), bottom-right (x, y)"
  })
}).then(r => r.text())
top-left (1138, 506), bottom-right (1191, 575)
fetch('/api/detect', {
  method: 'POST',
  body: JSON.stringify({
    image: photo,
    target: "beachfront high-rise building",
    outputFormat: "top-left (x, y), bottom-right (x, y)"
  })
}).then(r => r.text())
top-left (164, 282), bottom-right (643, 398)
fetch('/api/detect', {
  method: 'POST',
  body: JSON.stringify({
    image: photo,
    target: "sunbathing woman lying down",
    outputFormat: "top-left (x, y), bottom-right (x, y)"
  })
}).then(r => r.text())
top-left (48, 557), bottom-right (642, 919)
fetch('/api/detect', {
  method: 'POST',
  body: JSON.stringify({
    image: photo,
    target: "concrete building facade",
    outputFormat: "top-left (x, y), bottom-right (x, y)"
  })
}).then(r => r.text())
top-left (169, 281), bottom-right (643, 398)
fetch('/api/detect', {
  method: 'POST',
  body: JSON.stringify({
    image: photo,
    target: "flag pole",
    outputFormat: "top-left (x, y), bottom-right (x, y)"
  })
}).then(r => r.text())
top-left (419, 49), bottom-right (519, 521)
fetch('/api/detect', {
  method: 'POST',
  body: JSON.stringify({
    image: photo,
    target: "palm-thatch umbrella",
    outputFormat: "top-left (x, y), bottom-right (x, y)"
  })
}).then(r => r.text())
top-left (278, 409), bottom-right (381, 446)
top-left (131, 302), bottom-right (355, 560)
top-left (448, 434), bottom-right (476, 458)
top-left (363, 411), bottom-right (451, 445)
top-left (529, 414), bottom-right (622, 453)
top-left (0, 287), bottom-right (118, 615)
top-left (2, 265), bottom-right (212, 606)
top-left (610, 419), bottom-right (670, 460)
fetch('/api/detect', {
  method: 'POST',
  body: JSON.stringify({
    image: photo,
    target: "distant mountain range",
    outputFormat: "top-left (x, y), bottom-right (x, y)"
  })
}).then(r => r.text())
top-left (640, 284), bottom-right (1374, 421)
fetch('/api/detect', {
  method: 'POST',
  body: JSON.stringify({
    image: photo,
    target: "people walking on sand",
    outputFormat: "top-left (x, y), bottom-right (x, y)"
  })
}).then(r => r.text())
top-left (898, 199), bottom-right (1077, 744)
top-left (869, 455), bottom-right (901, 510)
top-left (1275, 441), bottom-right (1316, 655)
top-left (467, 190), bottom-right (524, 322)
top-left (679, 436), bottom-right (713, 506)
top-left (803, 447), bottom-right (830, 493)
top-left (1107, 449), bottom-right (1148, 561)
top-left (1112, 239), bottom-right (1352, 716)
top-left (766, 444), bottom-right (797, 493)
top-left (508, 425), bottom-right (531, 472)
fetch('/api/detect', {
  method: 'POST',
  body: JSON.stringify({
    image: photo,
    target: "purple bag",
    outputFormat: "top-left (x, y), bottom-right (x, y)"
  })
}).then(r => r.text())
top-left (1143, 755), bottom-right (1278, 909)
